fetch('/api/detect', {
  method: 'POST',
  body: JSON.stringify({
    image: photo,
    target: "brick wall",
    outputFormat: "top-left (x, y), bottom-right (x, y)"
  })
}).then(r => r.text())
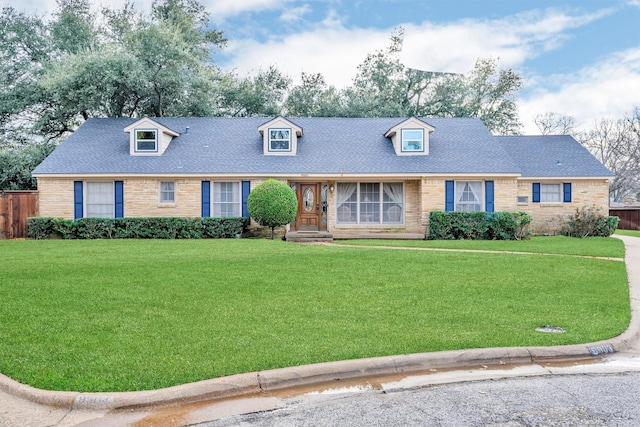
top-left (124, 179), bottom-right (201, 217)
top-left (37, 178), bottom-right (75, 219)
top-left (517, 179), bottom-right (610, 233)
top-left (37, 176), bottom-right (611, 235)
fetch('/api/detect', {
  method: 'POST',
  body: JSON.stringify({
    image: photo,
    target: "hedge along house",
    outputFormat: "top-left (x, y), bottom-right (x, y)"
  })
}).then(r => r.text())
top-left (32, 116), bottom-right (613, 239)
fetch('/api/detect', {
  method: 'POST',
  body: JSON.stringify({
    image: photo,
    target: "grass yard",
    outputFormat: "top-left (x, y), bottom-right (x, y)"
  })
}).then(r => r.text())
top-left (338, 235), bottom-right (626, 258)
top-left (0, 238), bottom-right (630, 392)
top-left (615, 229), bottom-right (640, 238)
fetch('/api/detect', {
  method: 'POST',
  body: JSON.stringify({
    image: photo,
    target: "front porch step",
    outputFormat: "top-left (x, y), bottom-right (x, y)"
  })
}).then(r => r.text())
top-left (331, 232), bottom-right (425, 240)
top-left (285, 231), bottom-right (333, 243)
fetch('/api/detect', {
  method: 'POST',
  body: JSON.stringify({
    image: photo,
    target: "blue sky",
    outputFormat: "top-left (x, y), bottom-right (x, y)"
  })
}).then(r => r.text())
top-left (4, 0), bottom-right (640, 134)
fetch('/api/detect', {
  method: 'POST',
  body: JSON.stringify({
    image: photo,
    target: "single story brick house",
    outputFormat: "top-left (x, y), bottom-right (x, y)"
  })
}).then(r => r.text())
top-left (32, 116), bottom-right (613, 238)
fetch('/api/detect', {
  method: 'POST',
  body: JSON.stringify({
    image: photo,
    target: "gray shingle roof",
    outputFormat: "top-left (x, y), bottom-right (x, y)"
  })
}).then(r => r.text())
top-left (497, 135), bottom-right (614, 177)
top-left (32, 117), bottom-right (611, 177)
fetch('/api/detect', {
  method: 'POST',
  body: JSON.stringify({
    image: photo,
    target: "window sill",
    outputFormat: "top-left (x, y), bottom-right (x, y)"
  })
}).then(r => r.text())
top-left (335, 223), bottom-right (405, 228)
top-left (540, 203), bottom-right (563, 207)
top-left (158, 203), bottom-right (176, 208)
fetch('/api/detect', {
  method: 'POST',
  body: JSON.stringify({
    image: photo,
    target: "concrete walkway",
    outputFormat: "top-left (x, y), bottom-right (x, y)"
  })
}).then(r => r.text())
top-left (1, 235), bottom-right (639, 426)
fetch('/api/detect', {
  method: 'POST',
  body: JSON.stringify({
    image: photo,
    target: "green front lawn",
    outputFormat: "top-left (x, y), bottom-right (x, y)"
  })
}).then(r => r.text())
top-left (615, 229), bottom-right (640, 238)
top-left (0, 238), bottom-right (630, 392)
top-left (338, 235), bottom-right (626, 258)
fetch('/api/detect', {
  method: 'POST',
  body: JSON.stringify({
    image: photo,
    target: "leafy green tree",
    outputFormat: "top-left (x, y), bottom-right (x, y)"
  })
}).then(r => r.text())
top-left (214, 66), bottom-right (291, 117)
top-left (0, 144), bottom-right (55, 190)
top-left (284, 72), bottom-right (343, 117)
top-left (247, 179), bottom-right (298, 239)
top-left (0, 0), bottom-right (228, 143)
top-left (50, 0), bottom-right (97, 55)
top-left (341, 29), bottom-right (523, 134)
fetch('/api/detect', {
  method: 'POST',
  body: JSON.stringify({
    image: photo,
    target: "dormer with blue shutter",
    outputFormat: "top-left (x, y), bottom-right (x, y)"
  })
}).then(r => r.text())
top-left (385, 117), bottom-right (434, 156)
top-left (258, 117), bottom-right (303, 156)
top-left (124, 117), bottom-right (180, 156)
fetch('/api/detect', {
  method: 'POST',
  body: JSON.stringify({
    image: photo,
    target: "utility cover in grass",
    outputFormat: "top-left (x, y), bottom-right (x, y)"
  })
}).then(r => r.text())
top-left (536, 325), bottom-right (566, 333)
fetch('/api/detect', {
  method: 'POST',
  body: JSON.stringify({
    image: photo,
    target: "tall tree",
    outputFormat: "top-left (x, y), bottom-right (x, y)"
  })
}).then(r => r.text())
top-left (214, 66), bottom-right (291, 117)
top-left (534, 112), bottom-right (576, 135)
top-left (0, 0), bottom-right (227, 143)
top-left (576, 108), bottom-right (640, 202)
top-left (50, 0), bottom-right (97, 55)
top-left (284, 72), bottom-right (343, 117)
top-left (340, 29), bottom-right (523, 133)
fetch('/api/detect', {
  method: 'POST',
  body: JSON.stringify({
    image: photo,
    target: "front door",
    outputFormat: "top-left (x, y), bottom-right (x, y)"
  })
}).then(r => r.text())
top-left (294, 182), bottom-right (326, 231)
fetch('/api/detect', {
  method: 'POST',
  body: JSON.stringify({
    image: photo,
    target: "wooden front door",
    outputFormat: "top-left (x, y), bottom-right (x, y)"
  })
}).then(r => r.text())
top-left (294, 182), bottom-right (326, 231)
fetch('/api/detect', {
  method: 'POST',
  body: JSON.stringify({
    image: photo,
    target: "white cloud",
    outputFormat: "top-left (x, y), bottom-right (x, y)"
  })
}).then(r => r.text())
top-left (221, 7), bottom-right (614, 89)
top-left (400, 8), bottom-right (613, 73)
top-left (519, 47), bottom-right (640, 134)
top-left (223, 26), bottom-right (392, 86)
top-left (204, 0), bottom-right (293, 20)
top-left (280, 4), bottom-right (311, 22)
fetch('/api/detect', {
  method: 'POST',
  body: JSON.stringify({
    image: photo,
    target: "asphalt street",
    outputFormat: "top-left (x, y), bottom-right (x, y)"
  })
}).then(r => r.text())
top-left (200, 362), bottom-right (640, 427)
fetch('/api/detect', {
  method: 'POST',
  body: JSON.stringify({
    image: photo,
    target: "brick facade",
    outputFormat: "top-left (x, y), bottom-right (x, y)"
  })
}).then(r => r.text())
top-left (37, 176), bottom-right (611, 236)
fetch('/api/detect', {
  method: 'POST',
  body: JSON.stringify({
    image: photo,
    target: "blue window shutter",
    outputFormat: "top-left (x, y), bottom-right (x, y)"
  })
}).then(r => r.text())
top-left (242, 180), bottom-right (251, 218)
top-left (445, 180), bottom-right (454, 212)
top-left (73, 181), bottom-right (83, 219)
top-left (201, 181), bottom-right (210, 217)
top-left (114, 181), bottom-right (124, 218)
top-left (485, 180), bottom-right (494, 213)
top-left (563, 182), bottom-right (572, 203)
top-left (532, 183), bottom-right (541, 203)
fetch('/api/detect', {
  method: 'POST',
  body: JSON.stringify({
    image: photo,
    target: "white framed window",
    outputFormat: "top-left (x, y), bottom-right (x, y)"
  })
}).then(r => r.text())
top-left (336, 182), bottom-right (404, 225)
top-left (401, 129), bottom-right (424, 152)
top-left (212, 182), bottom-right (241, 217)
top-left (159, 181), bottom-right (175, 203)
top-left (86, 182), bottom-right (114, 218)
top-left (455, 181), bottom-right (483, 212)
top-left (268, 128), bottom-right (291, 152)
top-left (540, 184), bottom-right (561, 203)
top-left (135, 129), bottom-right (158, 152)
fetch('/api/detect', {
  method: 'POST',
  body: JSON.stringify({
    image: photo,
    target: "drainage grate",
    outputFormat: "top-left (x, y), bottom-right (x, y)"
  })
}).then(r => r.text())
top-left (536, 325), bottom-right (566, 333)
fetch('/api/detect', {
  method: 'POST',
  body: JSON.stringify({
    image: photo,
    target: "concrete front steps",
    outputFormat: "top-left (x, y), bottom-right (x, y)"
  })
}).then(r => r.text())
top-left (285, 231), bottom-right (334, 243)
top-left (286, 231), bottom-right (425, 243)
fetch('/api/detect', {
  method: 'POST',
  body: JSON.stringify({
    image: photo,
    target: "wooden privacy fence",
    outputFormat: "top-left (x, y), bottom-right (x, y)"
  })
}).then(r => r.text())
top-left (0, 191), bottom-right (39, 239)
top-left (609, 208), bottom-right (640, 230)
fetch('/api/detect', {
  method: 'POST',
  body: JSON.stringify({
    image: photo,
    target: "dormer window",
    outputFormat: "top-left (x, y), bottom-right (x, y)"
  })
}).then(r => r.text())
top-left (401, 129), bottom-right (424, 152)
top-left (125, 118), bottom-right (179, 156)
top-left (269, 128), bottom-right (291, 152)
top-left (135, 129), bottom-right (158, 152)
top-left (385, 117), bottom-right (434, 156)
top-left (258, 117), bottom-right (302, 156)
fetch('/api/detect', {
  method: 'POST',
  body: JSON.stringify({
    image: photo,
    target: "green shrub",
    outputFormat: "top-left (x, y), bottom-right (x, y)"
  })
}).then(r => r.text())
top-left (26, 217), bottom-right (54, 240)
top-left (247, 179), bottom-right (297, 239)
top-left (428, 211), bottom-right (531, 240)
top-left (26, 217), bottom-right (248, 239)
top-left (561, 206), bottom-right (619, 238)
top-left (487, 212), bottom-right (531, 240)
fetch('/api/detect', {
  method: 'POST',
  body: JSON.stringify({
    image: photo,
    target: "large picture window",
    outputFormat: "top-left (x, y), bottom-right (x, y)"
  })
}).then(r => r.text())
top-left (268, 128), bottom-right (291, 152)
top-left (455, 181), bottom-right (483, 212)
top-left (86, 182), bottom-right (114, 218)
top-left (212, 182), bottom-right (240, 217)
top-left (336, 182), bottom-right (403, 225)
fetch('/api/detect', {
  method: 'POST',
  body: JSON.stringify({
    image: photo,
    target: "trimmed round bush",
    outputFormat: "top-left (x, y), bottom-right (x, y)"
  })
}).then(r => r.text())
top-left (247, 179), bottom-right (298, 239)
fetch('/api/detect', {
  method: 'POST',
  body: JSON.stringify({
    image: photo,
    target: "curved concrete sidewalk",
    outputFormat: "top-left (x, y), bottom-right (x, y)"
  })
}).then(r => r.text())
top-left (1, 235), bottom-right (638, 413)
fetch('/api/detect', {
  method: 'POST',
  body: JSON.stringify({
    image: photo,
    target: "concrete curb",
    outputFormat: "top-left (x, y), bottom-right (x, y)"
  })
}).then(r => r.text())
top-left (1, 235), bottom-right (638, 412)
